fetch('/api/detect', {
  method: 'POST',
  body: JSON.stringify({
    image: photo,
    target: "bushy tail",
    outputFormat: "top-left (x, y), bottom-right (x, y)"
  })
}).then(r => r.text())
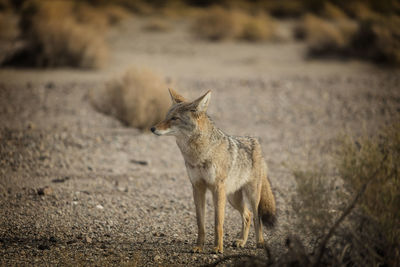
top-left (258, 174), bottom-right (276, 228)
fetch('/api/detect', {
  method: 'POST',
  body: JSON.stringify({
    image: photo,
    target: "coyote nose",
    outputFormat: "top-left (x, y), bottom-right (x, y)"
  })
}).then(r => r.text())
top-left (150, 127), bottom-right (156, 133)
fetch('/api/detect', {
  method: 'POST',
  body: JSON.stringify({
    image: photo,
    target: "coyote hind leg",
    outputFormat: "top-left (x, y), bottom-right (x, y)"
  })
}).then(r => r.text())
top-left (228, 190), bottom-right (251, 248)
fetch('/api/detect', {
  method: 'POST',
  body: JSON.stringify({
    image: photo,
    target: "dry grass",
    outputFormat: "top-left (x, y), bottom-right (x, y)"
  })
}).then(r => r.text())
top-left (91, 67), bottom-right (170, 130)
top-left (337, 123), bottom-right (400, 265)
top-left (292, 168), bottom-right (338, 238)
top-left (191, 6), bottom-right (276, 42)
top-left (288, 123), bottom-right (400, 266)
top-left (143, 18), bottom-right (171, 32)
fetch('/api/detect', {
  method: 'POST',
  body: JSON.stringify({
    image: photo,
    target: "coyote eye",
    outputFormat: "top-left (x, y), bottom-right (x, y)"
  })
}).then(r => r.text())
top-left (171, 117), bottom-right (179, 121)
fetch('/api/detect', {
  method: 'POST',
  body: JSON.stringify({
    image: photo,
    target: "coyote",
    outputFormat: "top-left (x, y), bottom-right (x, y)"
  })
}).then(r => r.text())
top-left (151, 89), bottom-right (276, 254)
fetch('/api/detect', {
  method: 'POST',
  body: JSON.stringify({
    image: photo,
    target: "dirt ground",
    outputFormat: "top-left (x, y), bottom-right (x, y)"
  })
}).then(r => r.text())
top-left (0, 18), bottom-right (399, 266)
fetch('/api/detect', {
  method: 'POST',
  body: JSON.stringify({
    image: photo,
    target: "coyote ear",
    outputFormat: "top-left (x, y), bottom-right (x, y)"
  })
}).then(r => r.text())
top-left (168, 88), bottom-right (186, 104)
top-left (191, 90), bottom-right (211, 113)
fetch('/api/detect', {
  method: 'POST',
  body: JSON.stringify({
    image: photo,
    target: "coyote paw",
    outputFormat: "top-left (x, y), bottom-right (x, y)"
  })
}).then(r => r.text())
top-left (256, 241), bottom-right (265, 248)
top-left (233, 239), bottom-right (246, 248)
top-left (213, 246), bottom-right (223, 254)
top-left (191, 246), bottom-right (203, 253)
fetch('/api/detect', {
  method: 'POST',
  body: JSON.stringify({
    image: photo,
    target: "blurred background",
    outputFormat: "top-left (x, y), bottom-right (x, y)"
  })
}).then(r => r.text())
top-left (0, 0), bottom-right (399, 266)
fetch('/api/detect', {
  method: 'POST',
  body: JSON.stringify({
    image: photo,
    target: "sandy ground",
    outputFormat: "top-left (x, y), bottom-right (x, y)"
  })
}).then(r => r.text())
top-left (0, 17), bottom-right (399, 266)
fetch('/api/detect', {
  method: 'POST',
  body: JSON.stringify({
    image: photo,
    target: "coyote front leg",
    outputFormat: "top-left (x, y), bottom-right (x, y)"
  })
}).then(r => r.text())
top-left (192, 183), bottom-right (206, 253)
top-left (212, 184), bottom-right (226, 254)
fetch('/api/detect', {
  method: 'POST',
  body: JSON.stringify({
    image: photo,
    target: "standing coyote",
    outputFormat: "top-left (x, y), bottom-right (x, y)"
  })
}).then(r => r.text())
top-left (151, 89), bottom-right (276, 254)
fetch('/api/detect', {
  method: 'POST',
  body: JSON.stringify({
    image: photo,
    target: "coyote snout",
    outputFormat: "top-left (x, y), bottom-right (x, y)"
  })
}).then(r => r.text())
top-left (151, 88), bottom-right (276, 254)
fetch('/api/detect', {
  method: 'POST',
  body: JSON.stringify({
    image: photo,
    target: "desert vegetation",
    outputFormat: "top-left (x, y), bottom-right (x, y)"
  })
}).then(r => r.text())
top-left (291, 123), bottom-right (400, 266)
top-left (293, 1), bottom-right (400, 65)
top-left (1, 0), bottom-right (130, 68)
top-left (90, 67), bottom-right (170, 130)
top-left (191, 7), bottom-right (276, 42)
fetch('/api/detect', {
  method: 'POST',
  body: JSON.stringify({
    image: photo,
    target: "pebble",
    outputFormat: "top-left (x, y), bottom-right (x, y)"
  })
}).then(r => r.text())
top-left (154, 255), bottom-right (161, 261)
top-left (96, 204), bottom-right (104, 210)
top-left (37, 186), bottom-right (53, 196)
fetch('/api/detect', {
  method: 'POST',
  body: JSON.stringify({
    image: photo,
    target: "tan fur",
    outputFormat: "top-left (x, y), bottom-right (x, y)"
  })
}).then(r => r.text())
top-left (151, 89), bottom-right (276, 254)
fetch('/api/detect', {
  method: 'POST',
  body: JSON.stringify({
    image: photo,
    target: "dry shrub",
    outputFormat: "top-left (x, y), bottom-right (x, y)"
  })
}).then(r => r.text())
top-left (10, 0), bottom-right (109, 68)
top-left (347, 1), bottom-right (382, 21)
top-left (321, 2), bottom-right (347, 20)
top-left (191, 6), bottom-right (242, 41)
top-left (91, 68), bottom-right (170, 130)
top-left (191, 6), bottom-right (276, 42)
top-left (264, 0), bottom-right (305, 18)
top-left (292, 168), bottom-right (339, 239)
top-left (288, 123), bottom-right (400, 266)
top-left (143, 18), bottom-right (171, 32)
top-left (74, 3), bottom-right (109, 32)
top-left (101, 5), bottom-right (131, 25)
top-left (0, 0), bottom-right (12, 11)
top-left (0, 12), bottom-right (19, 40)
top-left (240, 13), bottom-right (276, 42)
top-left (351, 15), bottom-right (400, 66)
top-left (296, 13), bottom-right (358, 56)
top-left (338, 123), bottom-right (400, 265)
top-left (29, 17), bottom-right (108, 68)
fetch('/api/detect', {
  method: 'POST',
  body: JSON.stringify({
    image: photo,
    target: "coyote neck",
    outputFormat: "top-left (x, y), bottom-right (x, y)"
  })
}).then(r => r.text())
top-left (176, 115), bottom-right (224, 166)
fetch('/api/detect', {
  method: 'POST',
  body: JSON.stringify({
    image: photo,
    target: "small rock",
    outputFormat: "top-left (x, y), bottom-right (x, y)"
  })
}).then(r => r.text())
top-left (85, 236), bottom-right (92, 243)
top-left (37, 186), bottom-right (52, 196)
top-left (154, 255), bottom-right (161, 261)
top-left (38, 244), bottom-right (50, 250)
top-left (96, 204), bottom-right (104, 210)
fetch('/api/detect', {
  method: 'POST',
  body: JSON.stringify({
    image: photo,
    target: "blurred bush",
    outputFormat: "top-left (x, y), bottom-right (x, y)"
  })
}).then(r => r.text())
top-left (0, 11), bottom-right (19, 41)
top-left (2, 0), bottom-right (131, 68)
top-left (17, 0), bottom-right (109, 68)
top-left (90, 68), bottom-right (170, 130)
top-left (294, 1), bottom-right (400, 66)
top-left (191, 6), bottom-right (276, 42)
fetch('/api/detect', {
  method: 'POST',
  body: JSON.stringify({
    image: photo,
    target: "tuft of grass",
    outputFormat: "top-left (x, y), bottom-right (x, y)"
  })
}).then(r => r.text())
top-left (91, 67), bottom-right (170, 130)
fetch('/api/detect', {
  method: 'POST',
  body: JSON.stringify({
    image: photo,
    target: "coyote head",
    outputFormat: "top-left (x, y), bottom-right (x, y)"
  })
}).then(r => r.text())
top-left (151, 89), bottom-right (211, 137)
